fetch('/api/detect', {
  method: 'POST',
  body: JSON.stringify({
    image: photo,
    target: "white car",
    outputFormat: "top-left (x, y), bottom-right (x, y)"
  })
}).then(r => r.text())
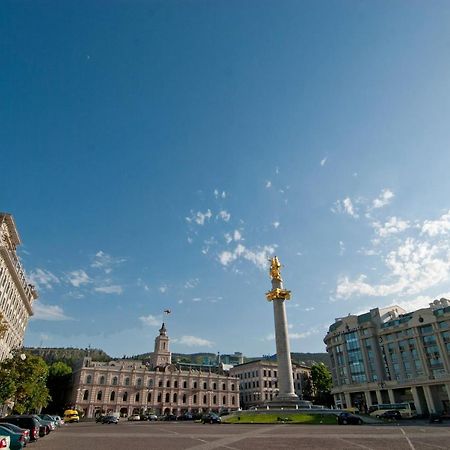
top-left (127, 414), bottom-right (140, 421)
top-left (0, 435), bottom-right (10, 449)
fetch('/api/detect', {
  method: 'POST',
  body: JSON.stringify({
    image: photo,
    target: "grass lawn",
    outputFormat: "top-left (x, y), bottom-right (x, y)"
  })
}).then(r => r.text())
top-left (223, 413), bottom-right (337, 425)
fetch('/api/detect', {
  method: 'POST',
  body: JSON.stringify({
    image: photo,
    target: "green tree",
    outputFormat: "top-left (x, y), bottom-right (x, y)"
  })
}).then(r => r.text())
top-left (45, 361), bottom-right (72, 414)
top-left (0, 351), bottom-right (50, 413)
top-left (311, 362), bottom-right (333, 406)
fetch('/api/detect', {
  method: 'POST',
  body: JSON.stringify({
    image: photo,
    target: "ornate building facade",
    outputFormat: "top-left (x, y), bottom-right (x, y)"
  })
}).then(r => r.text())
top-left (71, 324), bottom-right (240, 417)
top-left (0, 213), bottom-right (38, 361)
top-left (230, 359), bottom-right (311, 408)
top-left (324, 300), bottom-right (450, 415)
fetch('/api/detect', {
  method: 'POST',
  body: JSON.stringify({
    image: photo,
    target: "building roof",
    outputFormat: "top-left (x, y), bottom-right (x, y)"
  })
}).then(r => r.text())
top-left (0, 213), bottom-right (21, 246)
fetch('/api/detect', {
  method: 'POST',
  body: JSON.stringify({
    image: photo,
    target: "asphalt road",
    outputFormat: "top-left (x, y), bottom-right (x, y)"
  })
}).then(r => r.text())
top-left (30, 420), bottom-right (450, 450)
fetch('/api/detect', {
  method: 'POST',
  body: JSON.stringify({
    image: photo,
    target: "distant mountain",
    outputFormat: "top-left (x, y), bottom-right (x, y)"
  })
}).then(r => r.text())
top-left (26, 347), bottom-right (330, 369)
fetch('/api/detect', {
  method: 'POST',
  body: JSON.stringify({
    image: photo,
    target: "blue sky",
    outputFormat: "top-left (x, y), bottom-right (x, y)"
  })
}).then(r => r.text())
top-left (3, 1), bottom-right (450, 357)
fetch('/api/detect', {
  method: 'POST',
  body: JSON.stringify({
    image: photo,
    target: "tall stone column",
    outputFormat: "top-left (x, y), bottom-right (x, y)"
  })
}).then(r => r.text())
top-left (266, 257), bottom-right (298, 405)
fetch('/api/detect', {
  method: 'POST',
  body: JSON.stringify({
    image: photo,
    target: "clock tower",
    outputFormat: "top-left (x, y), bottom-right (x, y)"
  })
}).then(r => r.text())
top-left (150, 323), bottom-right (171, 368)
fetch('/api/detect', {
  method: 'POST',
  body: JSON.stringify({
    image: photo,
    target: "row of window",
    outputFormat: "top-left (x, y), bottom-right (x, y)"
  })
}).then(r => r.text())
top-left (84, 374), bottom-right (235, 391)
top-left (82, 389), bottom-right (236, 405)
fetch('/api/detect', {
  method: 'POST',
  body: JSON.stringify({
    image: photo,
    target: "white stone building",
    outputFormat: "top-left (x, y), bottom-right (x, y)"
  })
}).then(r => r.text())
top-left (324, 300), bottom-right (450, 415)
top-left (230, 359), bottom-right (311, 408)
top-left (71, 324), bottom-right (240, 417)
top-left (0, 213), bottom-right (38, 361)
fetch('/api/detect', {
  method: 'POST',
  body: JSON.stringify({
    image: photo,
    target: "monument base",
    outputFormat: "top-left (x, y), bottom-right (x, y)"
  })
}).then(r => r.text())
top-left (269, 393), bottom-right (299, 408)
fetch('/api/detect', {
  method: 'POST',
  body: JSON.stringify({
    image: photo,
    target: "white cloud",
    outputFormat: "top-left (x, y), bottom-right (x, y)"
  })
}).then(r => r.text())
top-left (372, 189), bottom-right (394, 209)
top-left (304, 307), bottom-right (315, 312)
top-left (159, 285), bottom-right (168, 294)
top-left (91, 251), bottom-right (126, 274)
top-left (233, 230), bottom-right (242, 241)
top-left (332, 197), bottom-right (359, 218)
top-left (218, 244), bottom-right (276, 270)
top-left (266, 181), bottom-right (272, 188)
top-left (187, 237), bottom-right (193, 244)
top-left (139, 314), bottom-right (160, 327)
top-left (184, 278), bottom-right (199, 289)
top-left (273, 222), bottom-right (280, 229)
top-left (218, 210), bottom-right (230, 222)
top-left (339, 241), bottom-right (345, 256)
top-left (373, 217), bottom-right (410, 238)
top-left (28, 268), bottom-right (60, 290)
top-left (94, 285), bottom-right (123, 295)
top-left (67, 270), bottom-right (91, 287)
top-left (214, 189), bottom-right (226, 199)
top-left (422, 210), bottom-right (450, 236)
top-left (186, 209), bottom-right (213, 226)
top-left (32, 303), bottom-right (71, 321)
top-left (192, 297), bottom-right (202, 302)
top-left (176, 335), bottom-right (214, 348)
top-left (320, 157), bottom-right (327, 166)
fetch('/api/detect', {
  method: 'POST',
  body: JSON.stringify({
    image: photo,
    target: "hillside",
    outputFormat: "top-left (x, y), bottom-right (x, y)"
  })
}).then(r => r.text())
top-left (26, 347), bottom-right (330, 369)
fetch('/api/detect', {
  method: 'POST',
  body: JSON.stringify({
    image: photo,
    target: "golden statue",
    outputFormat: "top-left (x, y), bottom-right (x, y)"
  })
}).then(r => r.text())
top-left (269, 256), bottom-right (282, 281)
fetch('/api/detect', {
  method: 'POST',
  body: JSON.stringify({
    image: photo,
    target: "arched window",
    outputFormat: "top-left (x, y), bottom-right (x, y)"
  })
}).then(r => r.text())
top-left (147, 392), bottom-right (152, 402)
top-left (174, 380), bottom-right (178, 388)
top-left (157, 393), bottom-right (162, 402)
top-left (203, 382), bottom-right (207, 389)
top-left (173, 393), bottom-right (177, 402)
top-left (193, 382), bottom-right (197, 389)
top-left (86, 375), bottom-right (92, 384)
top-left (223, 396), bottom-right (226, 405)
top-left (166, 380), bottom-right (171, 388)
top-left (135, 393), bottom-right (140, 402)
top-left (148, 379), bottom-right (153, 388)
top-left (165, 393), bottom-right (170, 402)
top-left (213, 383), bottom-right (216, 390)
top-left (123, 392), bottom-right (128, 402)
top-left (213, 395), bottom-right (216, 404)
top-left (99, 376), bottom-right (105, 385)
top-left (183, 381), bottom-right (187, 388)
top-left (193, 394), bottom-right (197, 404)
top-left (231, 384), bottom-right (235, 391)
top-left (83, 390), bottom-right (89, 400)
top-left (110, 391), bottom-right (115, 401)
top-left (203, 395), bottom-right (207, 404)
top-left (137, 378), bottom-right (142, 387)
top-left (182, 394), bottom-right (186, 404)
top-left (222, 383), bottom-right (226, 390)
top-left (158, 380), bottom-right (163, 387)
top-left (231, 396), bottom-right (235, 405)
top-left (125, 377), bottom-right (130, 386)
top-left (112, 377), bottom-right (118, 386)
top-left (97, 391), bottom-right (102, 401)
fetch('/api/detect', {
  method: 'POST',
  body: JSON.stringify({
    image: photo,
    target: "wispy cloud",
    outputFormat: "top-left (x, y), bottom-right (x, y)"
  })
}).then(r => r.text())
top-left (176, 335), bottom-right (214, 347)
top-left (139, 314), bottom-right (160, 327)
top-left (373, 217), bottom-right (409, 238)
top-left (218, 244), bottom-right (276, 270)
top-left (332, 197), bottom-right (359, 218)
top-left (67, 269), bottom-right (91, 287)
top-left (339, 241), bottom-right (345, 256)
top-left (273, 221), bottom-right (280, 229)
top-left (320, 157), bottom-right (327, 166)
top-left (94, 285), bottom-right (123, 295)
top-left (266, 181), bottom-right (272, 188)
top-left (32, 303), bottom-right (71, 321)
top-left (218, 210), bottom-right (231, 222)
top-left (213, 189), bottom-right (226, 199)
top-left (372, 189), bottom-right (394, 209)
top-left (91, 251), bottom-right (126, 274)
top-left (28, 268), bottom-right (60, 290)
top-left (184, 278), bottom-right (199, 289)
top-left (186, 209), bottom-right (212, 225)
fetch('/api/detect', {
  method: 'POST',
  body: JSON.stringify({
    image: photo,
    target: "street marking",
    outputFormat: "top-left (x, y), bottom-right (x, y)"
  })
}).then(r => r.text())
top-left (413, 440), bottom-right (448, 449)
top-left (400, 427), bottom-right (416, 450)
top-left (338, 438), bottom-right (375, 450)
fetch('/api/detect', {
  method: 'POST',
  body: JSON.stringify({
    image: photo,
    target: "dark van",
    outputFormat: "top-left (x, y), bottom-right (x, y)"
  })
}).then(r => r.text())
top-left (0, 415), bottom-right (40, 441)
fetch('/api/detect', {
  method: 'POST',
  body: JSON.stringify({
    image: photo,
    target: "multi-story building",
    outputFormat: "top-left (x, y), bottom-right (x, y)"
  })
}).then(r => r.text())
top-left (0, 213), bottom-right (38, 361)
top-left (230, 359), bottom-right (311, 408)
top-left (71, 323), bottom-right (240, 418)
top-left (324, 300), bottom-right (450, 415)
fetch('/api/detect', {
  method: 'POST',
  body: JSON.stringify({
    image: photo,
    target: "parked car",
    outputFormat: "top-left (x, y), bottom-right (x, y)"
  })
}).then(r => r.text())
top-left (0, 416), bottom-right (40, 442)
top-left (51, 415), bottom-right (64, 426)
top-left (0, 424), bottom-right (25, 450)
top-left (429, 413), bottom-right (443, 423)
top-left (0, 423), bottom-right (29, 446)
top-left (32, 415), bottom-right (53, 435)
top-left (159, 414), bottom-right (177, 421)
top-left (38, 414), bottom-right (58, 429)
top-left (337, 412), bottom-right (363, 425)
top-left (177, 413), bottom-right (194, 421)
top-left (147, 414), bottom-right (158, 421)
top-left (101, 416), bottom-right (119, 424)
top-left (201, 413), bottom-right (221, 424)
top-left (127, 414), bottom-right (140, 421)
top-left (379, 410), bottom-right (402, 421)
